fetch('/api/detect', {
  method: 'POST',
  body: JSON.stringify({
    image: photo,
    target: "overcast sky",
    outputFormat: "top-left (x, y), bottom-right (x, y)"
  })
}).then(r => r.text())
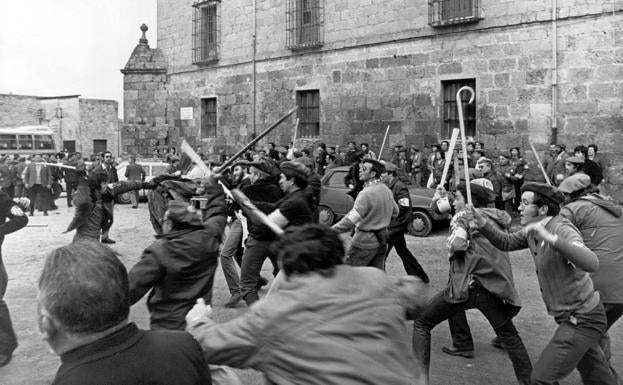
top-left (0, 0), bottom-right (157, 117)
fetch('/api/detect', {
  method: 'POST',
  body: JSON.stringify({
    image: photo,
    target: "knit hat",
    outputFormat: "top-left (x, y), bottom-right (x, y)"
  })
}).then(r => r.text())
top-left (165, 200), bottom-right (203, 227)
top-left (280, 161), bottom-right (309, 180)
top-left (557, 173), bottom-right (591, 194)
top-left (520, 182), bottom-right (564, 204)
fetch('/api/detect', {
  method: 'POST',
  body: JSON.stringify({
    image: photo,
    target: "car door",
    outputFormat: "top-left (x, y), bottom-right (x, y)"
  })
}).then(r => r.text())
top-left (320, 169), bottom-right (354, 217)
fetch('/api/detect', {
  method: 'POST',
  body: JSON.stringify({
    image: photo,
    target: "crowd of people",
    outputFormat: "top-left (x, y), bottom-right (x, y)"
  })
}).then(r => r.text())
top-left (0, 136), bottom-right (620, 385)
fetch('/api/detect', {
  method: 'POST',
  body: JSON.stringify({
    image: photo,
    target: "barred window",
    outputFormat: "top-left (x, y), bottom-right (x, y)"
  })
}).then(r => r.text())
top-left (201, 98), bottom-right (217, 138)
top-left (297, 90), bottom-right (320, 138)
top-left (192, 1), bottom-right (220, 64)
top-left (428, 0), bottom-right (482, 27)
top-left (442, 79), bottom-right (476, 139)
top-left (286, 0), bottom-right (324, 49)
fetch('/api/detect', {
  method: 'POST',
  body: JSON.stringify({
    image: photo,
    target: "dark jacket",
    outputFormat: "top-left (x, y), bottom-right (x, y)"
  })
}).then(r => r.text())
top-left (560, 194), bottom-right (623, 304)
top-left (52, 323), bottom-right (211, 385)
top-left (242, 179), bottom-right (283, 240)
top-left (0, 191), bottom-right (28, 251)
top-left (306, 173), bottom-right (321, 211)
top-left (125, 163), bottom-right (146, 181)
top-left (0, 164), bottom-right (12, 188)
top-left (264, 189), bottom-right (314, 229)
top-left (23, 162), bottom-right (52, 187)
top-left (385, 176), bottom-right (412, 235)
top-left (583, 158), bottom-right (603, 186)
top-left (128, 182), bottom-right (226, 330)
top-left (63, 159), bottom-right (79, 184)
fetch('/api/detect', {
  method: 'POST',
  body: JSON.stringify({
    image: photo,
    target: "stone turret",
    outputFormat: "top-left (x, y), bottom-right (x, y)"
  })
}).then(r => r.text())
top-left (120, 25), bottom-right (169, 156)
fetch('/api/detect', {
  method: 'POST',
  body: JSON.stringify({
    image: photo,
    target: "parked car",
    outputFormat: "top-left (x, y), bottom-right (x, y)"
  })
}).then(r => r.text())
top-left (317, 166), bottom-right (449, 237)
top-left (115, 160), bottom-right (170, 204)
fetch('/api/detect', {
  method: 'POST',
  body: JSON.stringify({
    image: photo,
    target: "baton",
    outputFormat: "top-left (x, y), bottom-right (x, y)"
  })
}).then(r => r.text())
top-left (41, 163), bottom-right (76, 170)
top-left (230, 189), bottom-right (284, 236)
top-left (456, 86), bottom-right (475, 206)
top-left (26, 224), bottom-right (48, 227)
top-left (439, 128), bottom-right (459, 188)
top-left (529, 142), bottom-right (552, 186)
top-left (180, 140), bottom-right (233, 198)
top-left (377, 125), bottom-right (391, 161)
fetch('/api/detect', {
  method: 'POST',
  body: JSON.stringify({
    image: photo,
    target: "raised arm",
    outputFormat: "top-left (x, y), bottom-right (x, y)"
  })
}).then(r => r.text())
top-left (470, 205), bottom-right (528, 251)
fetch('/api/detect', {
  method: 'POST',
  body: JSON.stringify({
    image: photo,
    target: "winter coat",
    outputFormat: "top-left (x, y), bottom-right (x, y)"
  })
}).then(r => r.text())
top-left (128, 182), bottom-right (226, 330)
top-left (560, 194), bottom-right (623, 304)
top-left (187, 265), bottom-right (427, 385)
top-left (446, 208), bottom-right (521, 309)
top-left (242, 179), bottom-right (283, 241)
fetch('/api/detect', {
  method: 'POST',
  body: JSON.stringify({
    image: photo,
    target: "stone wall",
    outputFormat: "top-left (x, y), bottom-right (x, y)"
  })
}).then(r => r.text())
top-left (79, 99), bottom-right (120, 156)
top-left (0, 94), bottom-right (40, 127)
top-left (151, 0), bottom-right (623, 199)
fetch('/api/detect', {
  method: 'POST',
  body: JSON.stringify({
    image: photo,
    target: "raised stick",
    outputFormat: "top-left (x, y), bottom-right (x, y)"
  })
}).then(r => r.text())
top-left (180, 140), bottom-right (232, 198)
top-left (41, 163), bottom-right (76, 170)
top-left (456, 86), bottom-right (475, 205)
top-left (231, 189), bottom-right (284, 236)
top-left (377, 124), bottom-right (391, 160)
top-left (529, 141), bottom-right (553, 186)
top-left (439, 128), bottom-right (460, 187)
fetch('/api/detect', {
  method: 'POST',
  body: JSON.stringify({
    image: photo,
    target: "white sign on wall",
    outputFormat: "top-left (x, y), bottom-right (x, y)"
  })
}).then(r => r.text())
top-left (180, 107), bottom-right (194, 120)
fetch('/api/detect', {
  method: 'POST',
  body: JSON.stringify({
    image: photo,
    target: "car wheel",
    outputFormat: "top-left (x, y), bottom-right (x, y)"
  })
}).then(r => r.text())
top-left (318, 205), bottom-right (335, 226)
top-left (408, 211), bottom-right (433, 237)
top-left (117, 192), bottom-right (132, 204)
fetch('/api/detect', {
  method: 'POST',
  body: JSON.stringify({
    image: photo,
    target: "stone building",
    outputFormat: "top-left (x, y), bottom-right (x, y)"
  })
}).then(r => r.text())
top-left (122, 0), bottom-right (623, 199)
top-left (0, 93), bottom-right (120, 156)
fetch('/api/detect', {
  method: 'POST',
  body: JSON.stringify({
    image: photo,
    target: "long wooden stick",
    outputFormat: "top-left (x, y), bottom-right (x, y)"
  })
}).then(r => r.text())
top-left (41, 162), bottom-right (76, 170)
top-left (231, 189), bottom-right (284, 236)
top-left (287, 118), bottom-right (300, 160)
top-left (439, 128), bottom-right (460, 187)
top-left (180, 140), bottom-right (232, 198)
top-left (529, 141), bottom-right (552, 186)
top-left (456, 86), bottom-right (475, 205)
top-left (220, 106), bottom-right (297, 170)
top-left (377, 124), bottom-right (391, 161)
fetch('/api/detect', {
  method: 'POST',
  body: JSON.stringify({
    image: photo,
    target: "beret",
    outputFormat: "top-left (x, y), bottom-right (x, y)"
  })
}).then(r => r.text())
top-left (382, 161), bottom-right (397, 172)
top-left (558, 173), bottom-right (591, 194)
top-left (520, 182), bottom-right (564, 204)
top-left (293, 156), bottom-right (314, 168)
top-left (471, 178), bottom-right (494, 192)
top-left (280, 161), bottom-right (309, 180)
top-left (248, 159), bottom-right (274, 175)
top-left (565, 156), bottom-right (584, 164)
top-left (165, 200), bottom-right (203, 227)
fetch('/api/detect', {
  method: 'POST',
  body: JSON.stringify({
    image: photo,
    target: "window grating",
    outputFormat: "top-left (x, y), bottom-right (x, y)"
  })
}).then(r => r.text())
top-left (202, 98), bottom-right (217, 138)
top-left (296, 90), bottom-right (320, 138)
top-left (192, 1), bottom-right (220, 64)
top-left (428, 0), bottom-right (482, 27)
top-left (286, 0), bottom-right (324, 50)
top-left (442, 79), bottom-right (476, 140)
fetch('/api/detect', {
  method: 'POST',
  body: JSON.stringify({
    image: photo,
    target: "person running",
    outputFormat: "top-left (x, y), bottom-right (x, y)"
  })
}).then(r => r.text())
top-left (470, 182), bottom-right (619, 384)
top-left (413, 182), bottom-right (531, 385)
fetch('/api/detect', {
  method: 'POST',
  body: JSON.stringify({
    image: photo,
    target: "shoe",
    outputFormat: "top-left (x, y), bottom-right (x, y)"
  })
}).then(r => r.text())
top-left (442, 346), bottom-right (474, 358)
top-left (29, 213), bottom-right (34, 216)
top-left (131, 206), bottom-right (138, 209)
top-left (101, 238), bottom-right (116, 244)
top-left (491, 337), bottom-right (504, 350)
top-left (0, 353), bottom-right (13, 368)
top-left (418, 273), bottom-right (430, 284)
top-left (257, 276), bottom-right (268, 289)
top-left (224, 293), bottom-right (243, 308)
top-left (43, 211), bottom-right (48, 216)
top-left (68, 204), bottom-right (73, 208)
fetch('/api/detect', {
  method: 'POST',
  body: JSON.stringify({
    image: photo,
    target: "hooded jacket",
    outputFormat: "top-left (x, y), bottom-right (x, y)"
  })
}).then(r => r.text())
top-left (446, 208), bottom-right (521, 309)
top-left (560, 193), bottom-right (623, 303)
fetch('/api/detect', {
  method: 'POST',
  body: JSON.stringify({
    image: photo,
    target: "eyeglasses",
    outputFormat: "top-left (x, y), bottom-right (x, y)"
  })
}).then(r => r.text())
top-left (104, 155), bottom-right (111, 159)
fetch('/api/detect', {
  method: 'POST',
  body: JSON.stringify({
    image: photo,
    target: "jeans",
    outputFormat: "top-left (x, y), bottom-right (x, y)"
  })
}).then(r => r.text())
top-left (347, 245), bottom-right (387, 270)
top-left (240, 237), bottom-right (277, 305)
top-left (448, 311), bottom-right (474, 350)
top-left (65, 181), bottom-right (77, 206)
top-left (0, 257), bottom-right (17, 355)
top-left (531, 302), bottom-right (617, 385)
top-left (220, 219), bottom-right (242, 296)
top-left (413, 285), bottom-right (532, 385)
top-left (386, 231), bottom-right (428, 281)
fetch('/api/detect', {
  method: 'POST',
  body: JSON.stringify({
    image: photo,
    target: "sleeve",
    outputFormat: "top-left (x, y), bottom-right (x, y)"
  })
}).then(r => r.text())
top-left (128, 246), bottom-right (166, 305)
top-left (448, 215), bottom-right (470, 252)
top-left (479, 221), bottom-right (529, 251)
top-left (0, 196), bottom-right (27, 236)
top-left (200, 181), bottom-right (227, 238)
top-left (124, 167), bottom-right (130, 178)
top-left (186, 307), bottom-right (265, 368)
top-left (552, 221), bottom-right (599, 272)
top-left (109, 180), bottom-right (144, 196)
top-left (332, 193), bottom-right (367, 233)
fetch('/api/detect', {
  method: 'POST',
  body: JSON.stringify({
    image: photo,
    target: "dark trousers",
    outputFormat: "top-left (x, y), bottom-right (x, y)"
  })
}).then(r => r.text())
top-left (0, 257), bottom-right (17, 355)
top-left (1, 186), bottom-right (14, 199)
top-left (13, 184), bottom-right (23, 198)
top-left (386, 231), bottom-right (428, 281)
top-left (531, 303), bottom-right (617, 385)
top-left (66, 181), bottom-right (77, 206)
top-left (448, 311), bottom-right (474, 350)
top-left (220, 219), bottom-right (243, 296)
top-left (240, 237), bottom-right (277, 305)
top-left (602, 303), bottom-right (623, 385)
top-left (347, 244), bottom-right (387, 270)
top-left (413, 285), bottom-right (532, 385)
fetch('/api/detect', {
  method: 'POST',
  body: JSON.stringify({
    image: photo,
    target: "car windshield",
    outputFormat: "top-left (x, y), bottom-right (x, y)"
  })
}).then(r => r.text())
top-left (326, 171), bottom-right (347, 187)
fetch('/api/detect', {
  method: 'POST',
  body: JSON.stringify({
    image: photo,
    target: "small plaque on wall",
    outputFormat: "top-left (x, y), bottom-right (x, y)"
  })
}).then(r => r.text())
top-left (180, 107), bottom-right (193, 120)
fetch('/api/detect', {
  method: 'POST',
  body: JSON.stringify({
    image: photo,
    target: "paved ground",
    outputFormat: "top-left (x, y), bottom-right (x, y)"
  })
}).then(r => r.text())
top-left (0, 199), bottom-right (621, 384)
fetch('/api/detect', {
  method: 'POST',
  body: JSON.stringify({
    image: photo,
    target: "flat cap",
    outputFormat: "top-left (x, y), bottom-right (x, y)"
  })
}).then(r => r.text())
top-left (280, 161), bottom-right (309, 180)
top-left (165, 200), bottom-right (203, 227)
top-left (520, 182), bottom-right (564, 204)
top-left (565, 156), bottom-right (584, 164)
top-left (558, 173), bottom-right (591, 194)
top-left (382, 161), bottom-right (397, 172)
top-left (476, 157), bottom-right (493, 166)
top-left (248, 159), bottom-right (274, 175)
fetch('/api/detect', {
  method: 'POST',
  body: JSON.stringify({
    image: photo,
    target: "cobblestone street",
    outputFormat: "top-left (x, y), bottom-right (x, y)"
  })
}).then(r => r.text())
top-left (0, 199), bottom-right (621, 384)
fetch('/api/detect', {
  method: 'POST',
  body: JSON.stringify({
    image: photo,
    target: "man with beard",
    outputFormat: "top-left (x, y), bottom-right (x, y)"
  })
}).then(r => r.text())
top-left (219, 160), bottom-right (252, 307)
top-left (332, 159), bottom-right (397, 270)
top-left (381, 162), bottom-right (429, 282)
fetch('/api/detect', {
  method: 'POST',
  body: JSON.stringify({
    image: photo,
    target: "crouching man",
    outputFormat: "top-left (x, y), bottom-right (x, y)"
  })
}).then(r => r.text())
top-left (38, 241), bottom-right (211, 385)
